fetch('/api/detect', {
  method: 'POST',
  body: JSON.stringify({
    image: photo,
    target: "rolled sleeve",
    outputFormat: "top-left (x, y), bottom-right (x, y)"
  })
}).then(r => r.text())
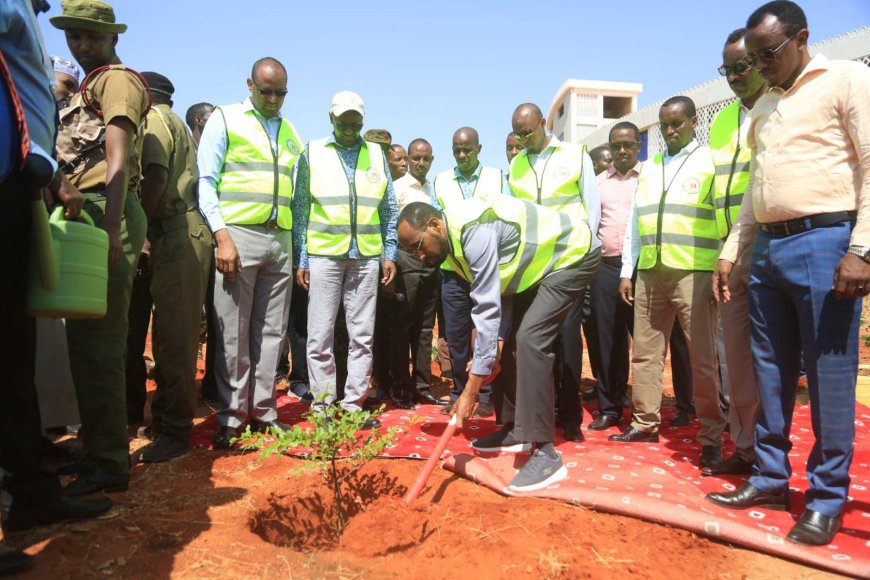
top-left (463, 224), bottom-right (502, 375)
top-left (620, 199), bottom-right (640, 278)
top-left (291, 148), bottom-right (312, 268)
top-left (379, 158), bottom-right (398, 262)
top-left (196, 110), bottom-right (228, 233)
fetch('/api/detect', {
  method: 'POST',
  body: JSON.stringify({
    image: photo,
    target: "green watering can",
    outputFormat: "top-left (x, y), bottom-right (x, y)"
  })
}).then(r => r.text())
top-left (28, 201), bottom-right (109, 319)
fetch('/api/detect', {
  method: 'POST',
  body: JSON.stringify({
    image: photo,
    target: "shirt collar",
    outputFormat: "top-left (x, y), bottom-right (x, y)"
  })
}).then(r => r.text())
top-left (243, 97), bottom-right (282, 121)
top-left (606, 162), bottom-right (641, 178)
top-left (453, 163), bottom-right (483, 181)
top-left (396, 173), bottom-right (429, 189)
top-left (326, 133), bottom-right (364, 149)
top-left (665, 138), bottom-right (699, 160)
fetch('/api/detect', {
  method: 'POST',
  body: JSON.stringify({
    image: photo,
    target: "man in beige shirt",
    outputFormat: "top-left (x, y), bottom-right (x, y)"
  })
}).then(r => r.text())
top-left (707, 0), bottom-right (870, 548)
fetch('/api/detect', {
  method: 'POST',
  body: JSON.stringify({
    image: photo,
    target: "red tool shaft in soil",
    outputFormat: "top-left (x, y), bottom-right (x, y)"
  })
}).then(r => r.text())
top-left (403, 414), bottom-right (458, 503)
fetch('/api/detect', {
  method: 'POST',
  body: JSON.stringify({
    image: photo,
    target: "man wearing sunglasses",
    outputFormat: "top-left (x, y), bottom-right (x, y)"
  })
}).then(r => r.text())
top-left (701, 28), bottom-right (767, 478)
top-left (507, 103), bottom-right (602, 442)
top-left (198, 57), bottom-right (304, 448)
top-left (708, 1), bottom-right (870, 547)
top-left (292, 91), bottom-right (398, 427)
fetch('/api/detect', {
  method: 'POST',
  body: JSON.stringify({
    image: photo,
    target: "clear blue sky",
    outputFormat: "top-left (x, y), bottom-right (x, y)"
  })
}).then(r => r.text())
top-left (37, 0), bottom-right (868, 175)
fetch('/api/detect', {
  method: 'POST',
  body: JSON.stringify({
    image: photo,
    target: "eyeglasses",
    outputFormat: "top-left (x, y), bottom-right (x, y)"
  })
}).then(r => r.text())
top-left (746, 34), bottom-right (796, 66)
top-left (334, 119), bottom-right (363, 132)
top-left (414, 231), bottom-right (427, 253)
top-left (717, 59), bottom-right (754, 77)
top-left (512, 128), bottom-right (536, 141)
top-left (609, 141), bottom-right (639, 152)
top-left (252, 81), bottom-right (288, 98)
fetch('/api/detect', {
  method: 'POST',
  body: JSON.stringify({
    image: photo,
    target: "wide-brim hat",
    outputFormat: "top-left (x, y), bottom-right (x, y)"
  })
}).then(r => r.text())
top-left (50, 0), bottom-right (127, 34)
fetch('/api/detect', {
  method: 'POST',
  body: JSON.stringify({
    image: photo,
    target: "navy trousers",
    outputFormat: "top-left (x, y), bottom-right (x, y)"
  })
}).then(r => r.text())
top-left (748, 223), bottom-right (859, 518)
top-left (442, 270), bottom-right (492, 405)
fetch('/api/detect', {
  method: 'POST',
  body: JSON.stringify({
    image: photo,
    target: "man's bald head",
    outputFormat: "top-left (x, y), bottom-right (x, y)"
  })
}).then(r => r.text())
top-left (251, 57), bottom-right (287, 83)
top-left (511, 103), bottom-right (548, 154)
top-left (453, 127), bottom-right (479, 147)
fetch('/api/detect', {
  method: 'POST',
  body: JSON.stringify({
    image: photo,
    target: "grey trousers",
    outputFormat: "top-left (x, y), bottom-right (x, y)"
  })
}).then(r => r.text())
top-left (214, 225), bottom-right (292, 429)
top-left (718, 250), bottom-right (760, 460)
top-left (307, 257), bottom-right (379, 412)
top-left (498, 250), bottom-right (600, 443)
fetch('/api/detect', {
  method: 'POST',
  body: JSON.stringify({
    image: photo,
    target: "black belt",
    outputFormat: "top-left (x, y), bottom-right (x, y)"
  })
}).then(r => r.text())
top-left (602, 256), bottom-right (623, 266)
top-left (758, 211), bottom-right (856, 238)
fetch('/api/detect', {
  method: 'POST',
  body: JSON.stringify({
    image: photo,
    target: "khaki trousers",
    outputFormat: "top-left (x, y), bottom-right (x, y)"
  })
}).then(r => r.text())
top-left (718, 250), bottom-right (760, 459)
top-left (631, 266), bottom-right (726, 447)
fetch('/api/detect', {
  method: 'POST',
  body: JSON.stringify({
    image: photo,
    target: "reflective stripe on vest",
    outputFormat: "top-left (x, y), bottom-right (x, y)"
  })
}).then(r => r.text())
top-left (307, 138), bottom-right (387, 257)
top-left (508, 141), bottom-right (588, 221)
top-left (709, 100), bottom-right (752, 236)
top-left (443, 196), bottom-right (591, 295)
top-left (216, 103), bottom-right (302, 229)
top-left (434, 165), bottom-right (504, 273)
top-left (433, 166), bottom-right (503, 209)
top-left (635, 146), bottom-right (720, 271)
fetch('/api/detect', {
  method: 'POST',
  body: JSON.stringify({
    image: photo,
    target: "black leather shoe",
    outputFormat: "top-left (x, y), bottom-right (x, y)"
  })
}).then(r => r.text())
top-left (0, 545), bottom-right (32, 575)
top-left (473, 403), bottom-right (494, 418)
top-left (562, 424), bottom-right (585, 442)
top-left (3, 495), bottom-right (113, 532)
top-left (212, 426), bottom-right (239, 450)
top-left (251, 420), bottom-right (291, 434)
top-left (705, 482), bottom-right (789, 511)
top-left (786, 510), bottom-right (842, 546)
top-left (361, 418), bottom-right (381, 430)
top-left (670, 409), bottom-right (694, 427)
top-left (588, 415), bottom-right (620, 431)
top-left (140, 436), bottom-right (190, 463)
top-left (391, 395), bottom-right (416, 410)
top-left (580, 389), bottom-right (597, 401)
top-left (701, 453), bottom-right (754, 476)
top-left (700, 445), bottom-right (723, 468)
top-left (608, 426), bottom-right (659, 443)
top-left (63, 467), bottom-right (128, 497)
top-left (418, 391), bottom-right (449, 406)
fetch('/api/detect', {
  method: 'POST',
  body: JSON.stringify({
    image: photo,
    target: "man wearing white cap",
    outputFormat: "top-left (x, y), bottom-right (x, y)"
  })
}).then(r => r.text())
top-left (292, 91), bottom-right (398, 428)
top-left (49, 55), bottom-right (79, 107)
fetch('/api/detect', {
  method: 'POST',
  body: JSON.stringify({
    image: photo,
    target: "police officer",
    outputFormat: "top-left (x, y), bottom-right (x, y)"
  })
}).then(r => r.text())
top-left (398, 196), bottom-right (598, 491)
top-left (135, 72), bottom-right (213, 462)
top-left (612, 97), bottom-right (727, 472)
top-left (508, 103), bottom-right (601, 442)
top-left (198, 57), bottom-right (303, 448)
top-left (51, 0), bottom-right (148, 495)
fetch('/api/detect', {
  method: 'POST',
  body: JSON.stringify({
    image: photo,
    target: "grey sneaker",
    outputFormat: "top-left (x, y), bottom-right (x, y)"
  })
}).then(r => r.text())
top-left (507, 447), bottom-right (568, 492)
top-left (472, 425), bottom-right (532, 453)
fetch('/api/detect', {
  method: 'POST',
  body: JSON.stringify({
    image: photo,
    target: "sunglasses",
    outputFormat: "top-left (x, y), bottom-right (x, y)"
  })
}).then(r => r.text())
top-left (334, 119), bottom-right (364, 132)
top-left (513, 128), bottom-right (536, 141)
top-left (717, 60), bottom-right (754, 77)
top-left (609, 141), bottom-right (639, 152)
top-left (252, 81), bottom-right (288, 98)
top-left (746, 34), bottom-right (796, 66)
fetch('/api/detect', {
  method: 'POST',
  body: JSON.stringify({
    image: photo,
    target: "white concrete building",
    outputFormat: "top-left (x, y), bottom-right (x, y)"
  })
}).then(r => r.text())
top-left (546, 80), bottom-right (643, 143)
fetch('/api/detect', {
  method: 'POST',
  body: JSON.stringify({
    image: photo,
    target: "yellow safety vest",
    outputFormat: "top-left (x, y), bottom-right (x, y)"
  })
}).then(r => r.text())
top-left (433, 165), bottom-right (503, 208)
top-left (307, 139), bottom-right (388, 257)
top-left (709, 101), bottom-right (752, 237)
top-left (444, 196), bottom-right (591, 295)
top-left (635, 145), bottom-right (719, 271)
top-left (434, 165), bottom-right (504, 273)
top-left (508, 141), bottom-right (588, 221)
top-left (216, 103), bottom-right (302, 229)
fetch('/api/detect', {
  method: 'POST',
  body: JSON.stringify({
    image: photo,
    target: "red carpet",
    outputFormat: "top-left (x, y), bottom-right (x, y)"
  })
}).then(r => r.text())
top-left (190, 398), bottom-right (870, 577)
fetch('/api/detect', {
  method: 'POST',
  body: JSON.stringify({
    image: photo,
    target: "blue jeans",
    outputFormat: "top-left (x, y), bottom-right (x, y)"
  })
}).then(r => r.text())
top-left (748, 222), bottom-right (859, 518)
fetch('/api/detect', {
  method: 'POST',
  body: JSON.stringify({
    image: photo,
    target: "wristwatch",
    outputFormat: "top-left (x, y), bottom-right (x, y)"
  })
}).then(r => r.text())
top-left (847, 245), bottom-right (870, 263)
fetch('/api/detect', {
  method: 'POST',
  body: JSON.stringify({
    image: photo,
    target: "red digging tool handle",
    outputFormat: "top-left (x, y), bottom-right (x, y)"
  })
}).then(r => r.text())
top-left (403, 414), bottom-right (458, 503)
